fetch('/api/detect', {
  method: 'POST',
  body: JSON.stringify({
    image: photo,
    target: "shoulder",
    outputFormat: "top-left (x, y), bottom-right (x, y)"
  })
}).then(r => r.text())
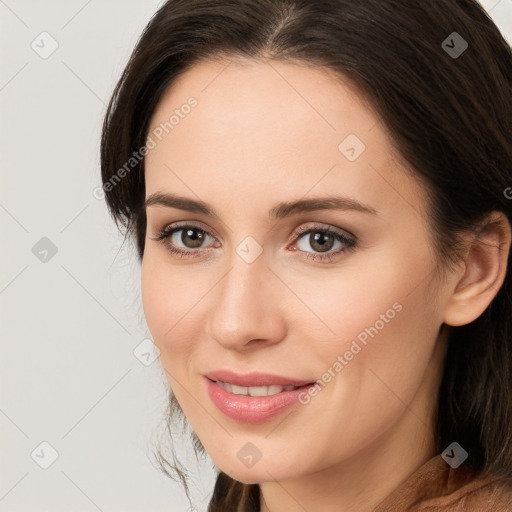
top-left (374, 454), bottom-right (512, 511)
top-left (433, 473), bottom-right (512, 511)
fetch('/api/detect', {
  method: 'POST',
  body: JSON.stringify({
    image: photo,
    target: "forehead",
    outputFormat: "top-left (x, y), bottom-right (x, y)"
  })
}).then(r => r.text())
top-left (147, 58), bottom-right (380, 155)
top-left (144, 58), bottom-right (426, 221)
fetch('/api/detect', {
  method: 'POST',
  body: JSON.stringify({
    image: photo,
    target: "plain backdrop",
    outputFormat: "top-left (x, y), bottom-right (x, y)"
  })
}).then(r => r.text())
top-left (1, 1), bottom-right (511, 511)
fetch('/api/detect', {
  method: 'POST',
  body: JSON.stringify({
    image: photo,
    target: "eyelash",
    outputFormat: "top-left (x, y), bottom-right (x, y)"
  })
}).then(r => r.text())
top-left (150, 221), bottom-right (357, 263)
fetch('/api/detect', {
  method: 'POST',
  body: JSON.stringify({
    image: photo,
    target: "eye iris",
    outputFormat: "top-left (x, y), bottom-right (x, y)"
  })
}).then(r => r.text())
top-left (182, 228), bottom-right (204, 248)
top-left (310, 231), bottom-right (334, 253)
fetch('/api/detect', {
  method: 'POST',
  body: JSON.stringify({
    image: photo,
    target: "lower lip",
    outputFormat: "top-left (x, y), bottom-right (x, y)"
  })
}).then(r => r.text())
top-left (205, 378), bottom-right (313, 424)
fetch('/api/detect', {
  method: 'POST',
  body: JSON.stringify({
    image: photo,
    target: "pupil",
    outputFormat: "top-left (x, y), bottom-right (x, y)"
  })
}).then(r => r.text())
top-left (311, 232), bottom-right (333, 253)
top-left (183, 228), bottom-right (204, 248)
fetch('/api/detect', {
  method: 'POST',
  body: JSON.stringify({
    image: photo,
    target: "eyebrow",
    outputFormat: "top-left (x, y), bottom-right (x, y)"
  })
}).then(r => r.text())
top-left (144, 192), bottom-right (378, 219)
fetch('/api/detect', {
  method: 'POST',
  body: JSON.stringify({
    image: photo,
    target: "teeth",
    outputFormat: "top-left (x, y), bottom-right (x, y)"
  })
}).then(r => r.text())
top-left (247, 385), bottom-right (271, 396)
top-left (231, 384), bottom-right (248, 395)
top-left (216, 381), bottom-right (300, 396)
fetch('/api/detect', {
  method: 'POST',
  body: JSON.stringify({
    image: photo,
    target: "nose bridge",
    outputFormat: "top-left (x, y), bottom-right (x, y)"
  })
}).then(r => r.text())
top-left (227, 254), bottom-right (263, 304)
top-left (206, 243), bottom-right (284, 348)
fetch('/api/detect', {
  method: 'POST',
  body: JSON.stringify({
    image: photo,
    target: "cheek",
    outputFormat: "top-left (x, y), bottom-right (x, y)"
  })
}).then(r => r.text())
top-left (289, 242), bottom-right (436, 355)
top-left (140, 251), bottom-right (199, 363)
top-left (296, 242), bottom-right (441, 410)
top-left (305, 249), bottom-right (440, 398)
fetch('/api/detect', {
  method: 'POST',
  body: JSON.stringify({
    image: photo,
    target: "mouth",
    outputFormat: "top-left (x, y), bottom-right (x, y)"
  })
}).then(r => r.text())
top-left (204, 369), bottom-right (315, 388)
top-left (213, 380), bottom-right (304, 396)
top-left (204, 371), bottom-right (317, 424)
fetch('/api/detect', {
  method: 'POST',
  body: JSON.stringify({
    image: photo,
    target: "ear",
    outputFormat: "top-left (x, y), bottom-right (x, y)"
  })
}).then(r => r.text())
top-left (443, 211), bottom-right (511, 327)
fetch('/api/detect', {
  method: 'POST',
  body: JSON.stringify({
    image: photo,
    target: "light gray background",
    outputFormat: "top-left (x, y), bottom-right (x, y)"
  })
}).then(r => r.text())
top-left (1, 1), bottom-right (511, 511)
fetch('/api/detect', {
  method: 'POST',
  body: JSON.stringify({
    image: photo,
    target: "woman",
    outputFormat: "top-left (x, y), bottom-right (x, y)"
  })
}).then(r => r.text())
top-left (100, 0), bottom-right (512, 510)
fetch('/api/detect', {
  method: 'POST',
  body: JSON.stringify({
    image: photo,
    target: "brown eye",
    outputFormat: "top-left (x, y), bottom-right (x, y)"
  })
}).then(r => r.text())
top-left (307, 231), bottom-right (336, 253)
top-left (151, 223), bottom-right (217, 257)
top-left (179, 227), bottom-right (207, 249)
top-left (292, 225), bottom-right (356, 263)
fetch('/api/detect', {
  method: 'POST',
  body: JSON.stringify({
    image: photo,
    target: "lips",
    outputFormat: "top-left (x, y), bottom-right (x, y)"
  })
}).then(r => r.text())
top-left (204, 370), bottom-right (316, 423)
top-left (204, 369), bottom-right (314, 387)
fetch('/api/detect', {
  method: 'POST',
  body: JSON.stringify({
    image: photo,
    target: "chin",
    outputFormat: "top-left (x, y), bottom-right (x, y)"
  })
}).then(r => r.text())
top-left (209, 447), bottom-right (308, 485)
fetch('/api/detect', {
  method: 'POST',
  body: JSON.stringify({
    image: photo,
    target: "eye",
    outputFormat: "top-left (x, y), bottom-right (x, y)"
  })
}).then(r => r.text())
top-left (291, 224), bottom-right (356, 262)
top-left (150, 221), bottom-right (356, 263)
top-left (150, 222), bottom-right (218, 258)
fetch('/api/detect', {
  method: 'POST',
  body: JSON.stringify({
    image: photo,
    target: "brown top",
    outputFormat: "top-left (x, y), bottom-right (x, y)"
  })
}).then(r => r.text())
top-left (374, 454), bottom-right (512, 511)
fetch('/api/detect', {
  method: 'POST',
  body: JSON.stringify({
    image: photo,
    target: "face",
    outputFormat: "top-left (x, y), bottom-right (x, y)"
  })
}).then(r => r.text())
top-left (141, 58), bottom-right (453, 484)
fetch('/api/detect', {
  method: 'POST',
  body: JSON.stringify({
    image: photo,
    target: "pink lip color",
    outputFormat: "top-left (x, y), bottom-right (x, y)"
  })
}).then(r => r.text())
top-left (204, 370), bottom-right (313, 387)
top-left (204, 371), bottom-right (315, 424)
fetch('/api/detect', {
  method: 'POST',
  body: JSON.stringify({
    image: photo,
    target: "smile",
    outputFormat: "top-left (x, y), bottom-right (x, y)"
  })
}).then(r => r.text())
top-left (204, 372), bottom-right (316, 424)
top-left (214, 380), bottom-right (301, 396)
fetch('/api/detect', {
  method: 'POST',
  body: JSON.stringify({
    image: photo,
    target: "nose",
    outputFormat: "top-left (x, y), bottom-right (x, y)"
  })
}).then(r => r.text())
top-left (205, 249), bottom-right (286, 351)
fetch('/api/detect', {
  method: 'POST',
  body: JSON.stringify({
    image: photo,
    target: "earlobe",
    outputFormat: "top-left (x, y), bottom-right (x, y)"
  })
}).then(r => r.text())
top-left (443, 211), bottom-right (511, 327)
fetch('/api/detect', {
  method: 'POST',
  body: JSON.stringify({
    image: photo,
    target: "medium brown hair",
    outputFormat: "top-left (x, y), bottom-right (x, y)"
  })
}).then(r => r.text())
top-left (100, 1), bottom-right (512, 510)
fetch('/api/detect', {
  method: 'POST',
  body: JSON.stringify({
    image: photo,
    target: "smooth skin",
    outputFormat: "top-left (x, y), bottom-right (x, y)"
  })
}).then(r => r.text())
top-left (140, 58), bottom-right (511, 512)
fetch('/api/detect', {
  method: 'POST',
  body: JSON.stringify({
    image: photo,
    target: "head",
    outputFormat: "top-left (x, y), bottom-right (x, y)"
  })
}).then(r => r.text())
top-left (100, 0), bottom-right (512, 510)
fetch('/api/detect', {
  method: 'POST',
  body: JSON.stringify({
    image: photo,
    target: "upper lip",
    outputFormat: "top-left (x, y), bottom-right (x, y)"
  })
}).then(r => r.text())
top-left (204, 370), bottom-right (314, 387)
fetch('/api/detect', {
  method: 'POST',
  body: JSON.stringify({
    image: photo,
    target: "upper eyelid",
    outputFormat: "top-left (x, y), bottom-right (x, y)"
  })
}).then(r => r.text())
top-left (156, 220), bottom-right (218, 238)
top-left (295, 224), bottom-right (355, 239)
